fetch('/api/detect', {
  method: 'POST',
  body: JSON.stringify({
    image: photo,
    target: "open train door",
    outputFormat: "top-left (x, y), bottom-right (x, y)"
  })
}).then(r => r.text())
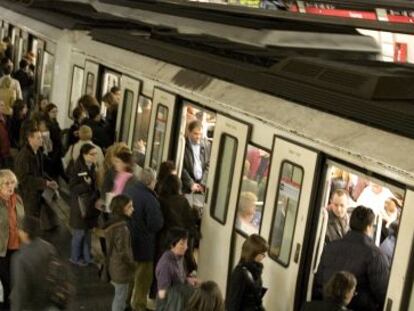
top-left (145, 88), bottom-right (177, 173)
top-left (198, 114), bottom-right (250, 296)
top-left (260, 136), bottom-right (319, 310)
top-left (82, 60), bottom-right (99, 97)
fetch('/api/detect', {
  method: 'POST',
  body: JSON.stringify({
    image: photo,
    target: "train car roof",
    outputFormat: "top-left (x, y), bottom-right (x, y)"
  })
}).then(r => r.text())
top-left (0, 0), bottom-right (156, 30)
top-left (89, 27), bottom-right (414, 141)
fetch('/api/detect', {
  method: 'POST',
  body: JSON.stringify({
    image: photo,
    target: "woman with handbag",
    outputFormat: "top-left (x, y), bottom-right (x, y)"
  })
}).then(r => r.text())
top-left (104, 194), bottom-right (135, 311)
top-left (226, 234), bottom-right (269, 311)
top-left (68, 143), bottom-right (100, 266)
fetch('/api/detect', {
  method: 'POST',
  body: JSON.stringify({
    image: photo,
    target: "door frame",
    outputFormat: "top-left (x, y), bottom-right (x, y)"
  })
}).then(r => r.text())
top-left (82, 60), bottom-right (99, 97)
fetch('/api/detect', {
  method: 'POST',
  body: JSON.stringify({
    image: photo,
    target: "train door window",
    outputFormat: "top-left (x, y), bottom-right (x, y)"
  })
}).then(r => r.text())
top-left (235, 144), bottom-right (270, 235)
top-left (131, 96), bottom-right (152, 169)
top-left (269, 161), bottom-right (303, 265)
top-left (119, 89), bottom-right (134, 143)
top-left (68, 66), bottom-right (84, 118)
top-left (211, 134), bottom-right (238, 224)
top-left (30, 38), bottom-right (38, 66)
top-left (40, 51), bottom-right (54, 98)
top-left (150, 105), bottom-right (169, 170)
top-left (85, 73), bottom-right (95, 96)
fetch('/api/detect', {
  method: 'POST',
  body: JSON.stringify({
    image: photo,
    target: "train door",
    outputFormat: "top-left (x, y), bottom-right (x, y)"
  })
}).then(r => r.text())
top-left (384, 189), bottom-right (414, 310)
top-left (39, 42), bottom-right (55, 99)
top-left (117, 76), bottom-right (141, 145)
top-left (198, 115), bottom-right (250, 295)
top-left (145, 88), bottom-right (177, 172)
top-left (67, 52), bottom-right (85, 118)
top-left (305, 161), bottom-right (405, 311)
top-left (226, 122), bottom-right (273, 292)
top-left (82, 60), bottom-right (99, 96)
top-left (259, 137), bottom-right (319, 310)
top-left (34, 39), bottom-right (45, 98)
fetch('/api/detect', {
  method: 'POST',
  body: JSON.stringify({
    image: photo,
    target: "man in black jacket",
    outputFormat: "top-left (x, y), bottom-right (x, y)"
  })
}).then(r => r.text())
top-left (181, 120), bottom-right (210, 194)
top-left (124, 168), bottom-right (163, 311)
top-left (314, 206), bottom-right (390, 311)
top-left (15, 124), bottom-right (57, 218)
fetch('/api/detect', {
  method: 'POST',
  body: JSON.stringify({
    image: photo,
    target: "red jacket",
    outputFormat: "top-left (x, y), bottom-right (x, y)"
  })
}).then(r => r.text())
top-left (0, 114), bottom-right (11, 158)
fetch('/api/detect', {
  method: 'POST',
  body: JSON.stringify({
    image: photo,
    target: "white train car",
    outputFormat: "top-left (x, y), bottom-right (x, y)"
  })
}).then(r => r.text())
top-left (1, 1), bottom-right (414, 310)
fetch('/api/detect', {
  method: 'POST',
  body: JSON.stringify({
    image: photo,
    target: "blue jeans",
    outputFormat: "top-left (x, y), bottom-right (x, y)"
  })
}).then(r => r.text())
top-left (111, 282), bottom-right (129, 311)
top-left (70, 229), bottom-right (91, 263)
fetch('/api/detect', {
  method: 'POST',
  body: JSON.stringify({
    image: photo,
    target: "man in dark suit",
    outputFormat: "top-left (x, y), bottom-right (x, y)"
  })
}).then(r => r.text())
top-left (181, 120), bottom-right (210, 194)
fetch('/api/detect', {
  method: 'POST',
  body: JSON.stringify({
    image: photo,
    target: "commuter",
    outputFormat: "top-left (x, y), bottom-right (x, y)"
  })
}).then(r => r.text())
top-left (155, 228), bottom-right (197, 301)
top-left (63, 125), bottom-right (104, 173)
top-left (83, 104), bottom-right (112, 150)
top-left (185, 281), bottom-right (225, 311)
top-left (314, 206), bottom-right (390, 311)
top-left (325, 189), bottom-right (350, 243)
top-left (7, 99), bottom-right (28, 149)
top-left (380, 222), bottom-right (399, 263)
top-left (99, 142), bottom-right (130, 192)
top-left (302, 271), bottom-right (357, 311)
top-left (124, 168), bottom-right (164, 311)
top-left (12, 59), bottom-right (33, 105)
top-left (10, 216), bottom-right (59, 311)
top-left (154, 160), bottom-right (176, 195)
top-left (102, 91), bottom-right (118, 143)
top-left (181, 120), bottom-right (210, 194)
top-left (226, 234), bottom-right (268, 311)
top-left (241, 160), bottom-right (258, 194)
top-left (68, 143), bottom-right (100, 266)
top-left (77, 94), bottom-right (98, 118)
top-left (15, 125), bottom-right (58, 218)
top-left (111, 150), bottom-right (135, 196)
top-left (44, 103), bottom-right (65, 180)
top-left (357, 182), bottom-right (394, 214)
top-left (32, 95), bottom-right (48, 117)
top-left (67, 106), bottom-right (87, 146)
top-left (0, 59), bottom-right (22, 116)
top-left (380, 197), bottom-right (400, 243)
top-left (110, 86), bottom-right (121, 105)
top-left (104, 195), bottom-right (135, 311)
top-left (236, 192), bottom-right (259, 235)
top-left (158, 174), bottom-right (199, 274)
top-left (0, 170), bottom-right (24, 310)
top-left (0, 100), bottom-right (12, 169)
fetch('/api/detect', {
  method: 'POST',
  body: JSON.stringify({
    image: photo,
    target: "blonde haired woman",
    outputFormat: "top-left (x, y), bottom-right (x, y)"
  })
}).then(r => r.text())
top-left (0, 169), bottom-right (24, 309)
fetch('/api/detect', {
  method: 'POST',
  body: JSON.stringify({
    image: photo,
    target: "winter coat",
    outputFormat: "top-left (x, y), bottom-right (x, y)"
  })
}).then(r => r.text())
top-left (301, 300), bottom-right (351, 311)
top-left (83, 118), bottom-right (112, 150)
top-left (124, 180), bottom-right (164, 261)
top-left (68, 158), bottom-right (100, 229)
top-left (181, 138), bottom-right (210, 193)
top-left (325, 210), bottom-right (349, 243)
top-left (0, 194), bottom-right (25, 257)
top-left (0, 114), bottom-right (11, 159)
top-left (104, 219), bottom-right (135, 283)
top-left (226, 261), bottom-right (266, 311)
top-left (315, 231), bottom-right (389, 311)
top-left (45, 119), bottom-right (64, 179)
top-left (14, 144), bottom-right (47, 217)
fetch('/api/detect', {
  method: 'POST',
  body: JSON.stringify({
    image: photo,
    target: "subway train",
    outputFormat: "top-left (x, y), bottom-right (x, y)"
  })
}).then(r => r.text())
top-left (1, 1), bottom-right (414, 310)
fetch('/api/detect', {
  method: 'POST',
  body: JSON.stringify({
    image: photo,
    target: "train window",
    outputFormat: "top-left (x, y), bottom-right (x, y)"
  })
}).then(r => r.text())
top-left (150, 105), bottom-right (169, 170)
top-left (120, 89), bottom-right (134, 143)
top-left (68, 66), bottom-right (84, 118)
top-left (269, 161), bottom-right (303, 266)
top-left (40, 51), bottom-right (54, 98)
top-left (101, 69), bottom-right (120, 97)
top-left (211, 134), bottom-right (238, 224)
top-left (235, 144), bottom-right (270, 235)
top-left (132, 96), bottom-right (152, 168)
top-left (85, 73), bottom-right (95, 96)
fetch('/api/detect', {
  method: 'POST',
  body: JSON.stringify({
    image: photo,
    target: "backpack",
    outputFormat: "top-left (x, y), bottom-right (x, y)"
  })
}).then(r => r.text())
top-left (0, 77), bottom-right (17, 115)
top-left (45, 252), bottom-right (75, 309)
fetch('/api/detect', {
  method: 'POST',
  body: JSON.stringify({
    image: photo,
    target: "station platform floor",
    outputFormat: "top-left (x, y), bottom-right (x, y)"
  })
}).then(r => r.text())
top-left (43, 194), bottom-right (114, 311)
